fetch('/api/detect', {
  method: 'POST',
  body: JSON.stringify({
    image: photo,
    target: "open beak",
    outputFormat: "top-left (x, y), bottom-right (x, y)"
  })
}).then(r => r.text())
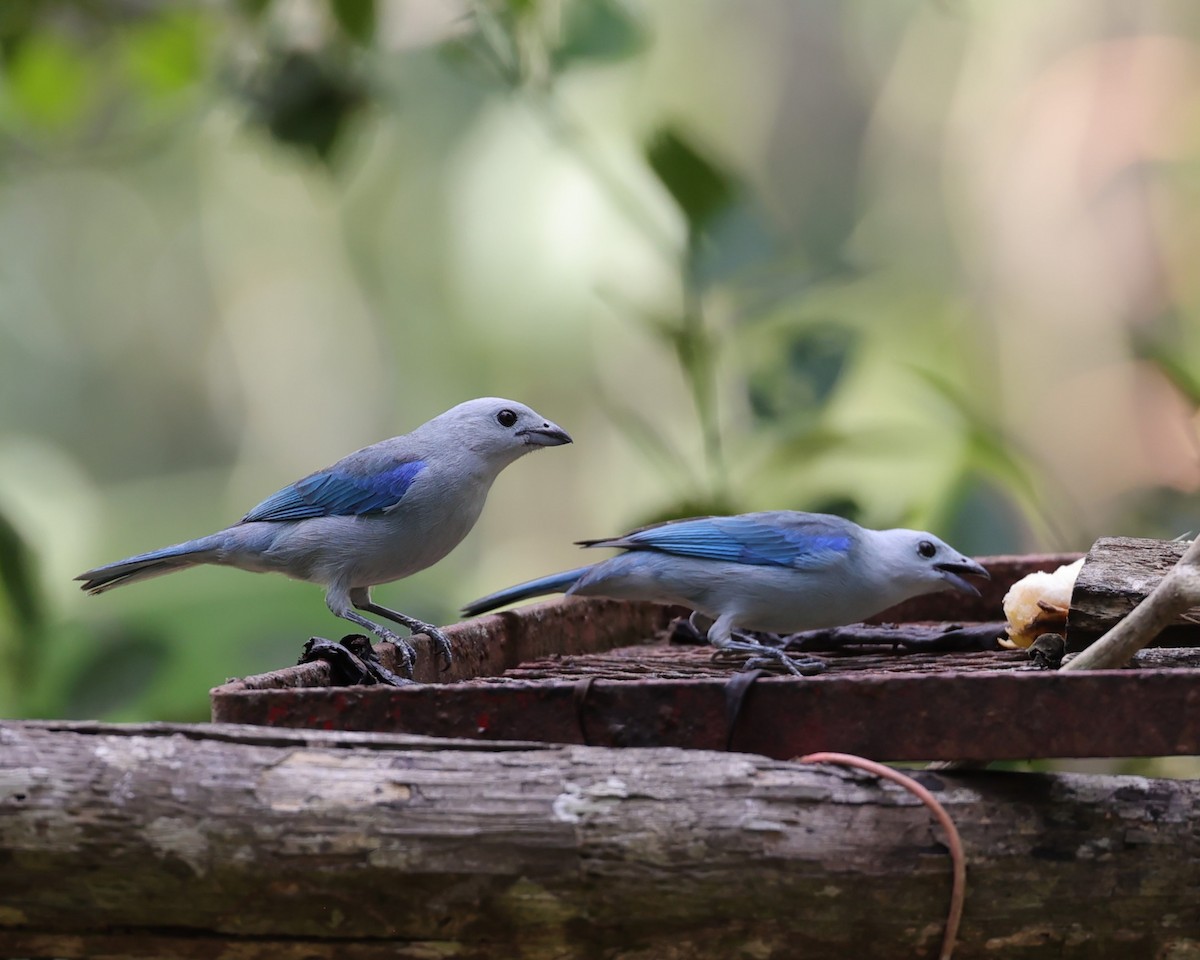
top-left (518, 421), bottom-right (573, 447)
top-left (935, 557), bottom-right (991, 597)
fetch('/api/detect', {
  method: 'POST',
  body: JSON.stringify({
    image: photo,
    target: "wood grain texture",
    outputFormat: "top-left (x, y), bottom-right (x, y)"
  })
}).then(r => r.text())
top-left (1066, 537), bottom-right (1200, 648)
top-left (3, 721), bottom-right (1200, 959)
top-left (402, 598), bottom-right (683, 683)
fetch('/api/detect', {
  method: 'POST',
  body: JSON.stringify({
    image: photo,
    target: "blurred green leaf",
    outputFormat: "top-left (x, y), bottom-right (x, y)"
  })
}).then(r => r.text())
top-left (120, 11), bottom-right (210, 97)
top-left (914, 369), bottom-right (1031, 486)
top-left (937, 476), bottom-right (1030, 555)
top-left (237, 0), bottom-right (275, 18)
top-left (732, 257), bottom-right (860, 322)
top-left (0, 506), bottom-right (44, 713)
top-left (0, 0), bottom-right (39, 60)
top-left (912, 367), bottom-right (1064, 542)
top-left (1135, 335), bottom-right (1200, 407)
top-left (805, 496), bottom-right (862, 523)
top-left (4, 32), bottom-right (94, 129)
top-left (443, 0), bottom-right (522, 86)
top-left (330, 0), bottom-right (376, 45)
top-left (667, 309), bottom-right (717, 392)
top-left (553, 0), bottom-right (646, 68)
top-left (689, 198), bottom-right (778, 289)
top-left (247, 50), bottom-right (366, 160)
top-left (0, 506), bottom-right (41, 633)
top-left (609, 293), bottom-right (727, 503)
top-left (1112, 486), bottom-right (1198, 541)
top-left (646, 127), bottom-right (735, 238)
top-left (626, 306), bottom-right (720, 460)
top-left (603, 400), bottom-right (693, 490)
top-left (762, 423), bottom-right (882, 465)
top-left (630, 494), bottom-right (741, 529)
top-left (628, 487), bottom-right (739, 525)
top-left (62, 629), bottom-right (173, 720)
top-left (747, 322), bottom-right (857, 422)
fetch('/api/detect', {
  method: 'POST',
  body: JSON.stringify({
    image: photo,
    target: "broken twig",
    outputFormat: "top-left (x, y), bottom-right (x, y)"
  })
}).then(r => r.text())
top-left (1062, 536), bottom-right (1200, 671)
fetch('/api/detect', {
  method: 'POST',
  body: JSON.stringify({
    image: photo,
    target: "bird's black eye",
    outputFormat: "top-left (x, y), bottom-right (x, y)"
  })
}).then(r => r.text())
top-left (496, 409), bottom-right (518, 428)
top-left (918, 540), bottom-right (937, 559)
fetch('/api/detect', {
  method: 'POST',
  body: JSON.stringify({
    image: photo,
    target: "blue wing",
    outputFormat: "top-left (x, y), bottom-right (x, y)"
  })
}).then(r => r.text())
top-left (581, 512), bottom-right (855, 569)
top-left (241, 460), bottom-right (427, 523)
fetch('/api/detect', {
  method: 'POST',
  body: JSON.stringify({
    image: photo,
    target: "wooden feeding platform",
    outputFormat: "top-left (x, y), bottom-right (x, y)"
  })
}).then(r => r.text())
top-left (6, 538), bottom-right (1200, 960)
top-left (211, 544), bottom-right (1200, 763)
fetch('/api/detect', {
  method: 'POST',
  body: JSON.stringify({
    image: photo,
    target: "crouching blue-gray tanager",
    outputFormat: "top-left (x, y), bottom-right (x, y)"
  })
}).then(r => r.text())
top-left (464, 511), bottom-right (989, 674)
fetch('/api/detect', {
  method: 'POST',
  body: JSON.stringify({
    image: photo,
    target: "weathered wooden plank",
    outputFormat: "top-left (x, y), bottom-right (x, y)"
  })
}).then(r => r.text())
top-left (1, 721), bottom-right (1199, 960)
top-left (1066, 537), bottom-right (1200, 648)
top-left (400, 598), bottom-right (682, 683)
top-left (213, 647), bottom-right (1200, 760)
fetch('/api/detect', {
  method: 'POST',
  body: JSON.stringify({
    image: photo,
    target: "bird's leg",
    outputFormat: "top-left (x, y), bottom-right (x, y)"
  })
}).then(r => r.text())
top-left (349, 587), bottom-right (453, 672)
top-left (707, 615), bottom-right (826, 677)
top-left (326, 588), bottom-right (417, 677)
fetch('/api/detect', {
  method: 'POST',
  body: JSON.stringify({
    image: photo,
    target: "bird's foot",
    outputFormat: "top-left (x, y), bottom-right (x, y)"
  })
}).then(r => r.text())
top-left (373, 627), bottom-right (417, 677)
top-left (407, 621), bottom-right (454, 672)
top-left (743, 650), bottom-right (827, 676)
top-left (713, 637), bottom-right (827, 677)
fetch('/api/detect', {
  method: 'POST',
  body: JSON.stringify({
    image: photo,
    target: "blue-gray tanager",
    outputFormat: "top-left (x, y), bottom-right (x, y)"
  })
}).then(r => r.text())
top-left (463, 511), bottom-right (989, 674)
top-left (77, 398), bottom-right (572, 674)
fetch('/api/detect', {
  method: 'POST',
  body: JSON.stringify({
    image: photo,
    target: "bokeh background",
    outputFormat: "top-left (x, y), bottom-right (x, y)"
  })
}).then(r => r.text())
top-left (2, 0), bottom-right (1199, 738)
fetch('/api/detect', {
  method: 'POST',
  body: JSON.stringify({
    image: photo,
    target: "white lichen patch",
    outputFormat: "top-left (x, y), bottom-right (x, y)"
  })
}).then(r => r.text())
top-left (368, 845), bottom-right (420, 870)
top-left (144, 816), bottom-right (210, 876)
top-left (0, 767), bottom-right (48, 792)
top-left (985, 924), bottom-right (1064, 949)
top-left (552, 777), bottom-right (629, 823)
top-left (93, 737), bottom-right (182, 770)
top-left (256, 751), bottom-right (412, 813)
top-left (740, 817), bottom-right (788, 832)
top-left (1158, 938), bottom-right (1200, 958)
top-left (1075, 837), bottom-right (1113, 860)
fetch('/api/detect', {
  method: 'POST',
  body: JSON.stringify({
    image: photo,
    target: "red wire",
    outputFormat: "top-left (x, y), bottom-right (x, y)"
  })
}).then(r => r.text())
top-left (797, 752), bottom-right (965, 960)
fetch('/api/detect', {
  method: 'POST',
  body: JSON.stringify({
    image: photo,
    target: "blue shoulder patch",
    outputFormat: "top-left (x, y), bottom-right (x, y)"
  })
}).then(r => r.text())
top-left (241, 460), bottom-right (427, 523)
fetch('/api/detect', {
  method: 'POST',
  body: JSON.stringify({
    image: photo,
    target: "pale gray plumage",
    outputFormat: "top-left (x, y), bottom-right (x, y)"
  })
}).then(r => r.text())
top-left (77, 398), bottom-right (572, 675)
top-left (464, 511), bottom-right (989, 674)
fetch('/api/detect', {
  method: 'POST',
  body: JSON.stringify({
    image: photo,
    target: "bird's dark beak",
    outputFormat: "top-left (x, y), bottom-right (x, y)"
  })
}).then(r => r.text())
top-left (935, 557), bottom-right (991, 597)
top-left (519, 421), bottom-right (573, 447)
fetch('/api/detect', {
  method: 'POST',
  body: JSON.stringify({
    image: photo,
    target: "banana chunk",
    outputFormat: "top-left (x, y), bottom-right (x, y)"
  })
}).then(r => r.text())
top-left (1001, 557), bottom-right (1085, 649)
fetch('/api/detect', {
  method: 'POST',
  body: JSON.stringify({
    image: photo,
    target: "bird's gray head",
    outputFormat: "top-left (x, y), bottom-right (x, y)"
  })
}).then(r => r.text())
top-left (429, 398), bottom-right (572, 463)
top-left (876, 529), bottom-right (990, 597)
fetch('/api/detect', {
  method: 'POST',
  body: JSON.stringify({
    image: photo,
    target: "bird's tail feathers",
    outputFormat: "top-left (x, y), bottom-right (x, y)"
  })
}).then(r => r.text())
top-left (75, 535), bottom-right (224, 595)
top-left (462, 566), bottom-right (592, 617)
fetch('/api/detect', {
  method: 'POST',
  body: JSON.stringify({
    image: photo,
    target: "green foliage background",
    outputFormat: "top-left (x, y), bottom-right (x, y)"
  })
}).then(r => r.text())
top-left (1, 0), bottom-right (1199, 744)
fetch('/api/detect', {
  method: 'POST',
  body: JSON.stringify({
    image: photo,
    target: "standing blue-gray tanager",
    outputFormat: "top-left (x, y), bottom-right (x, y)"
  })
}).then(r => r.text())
top-left (463, 511), bottom-right (989, 674)
top-left (77, 398), bottom-right (572, 674)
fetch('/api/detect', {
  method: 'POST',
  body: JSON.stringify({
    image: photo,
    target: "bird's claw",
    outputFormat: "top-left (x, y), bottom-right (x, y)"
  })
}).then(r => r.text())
top-left (407, 622), bottom-right (453, 672)
top-left (373, 627), bottom-right (416, 676)
top-left (395, 641), bottom-right (417, 677)
top-left (713, 638), bottom-right (826, 677)
top-left (742, 650), bottom-right (827, 676)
